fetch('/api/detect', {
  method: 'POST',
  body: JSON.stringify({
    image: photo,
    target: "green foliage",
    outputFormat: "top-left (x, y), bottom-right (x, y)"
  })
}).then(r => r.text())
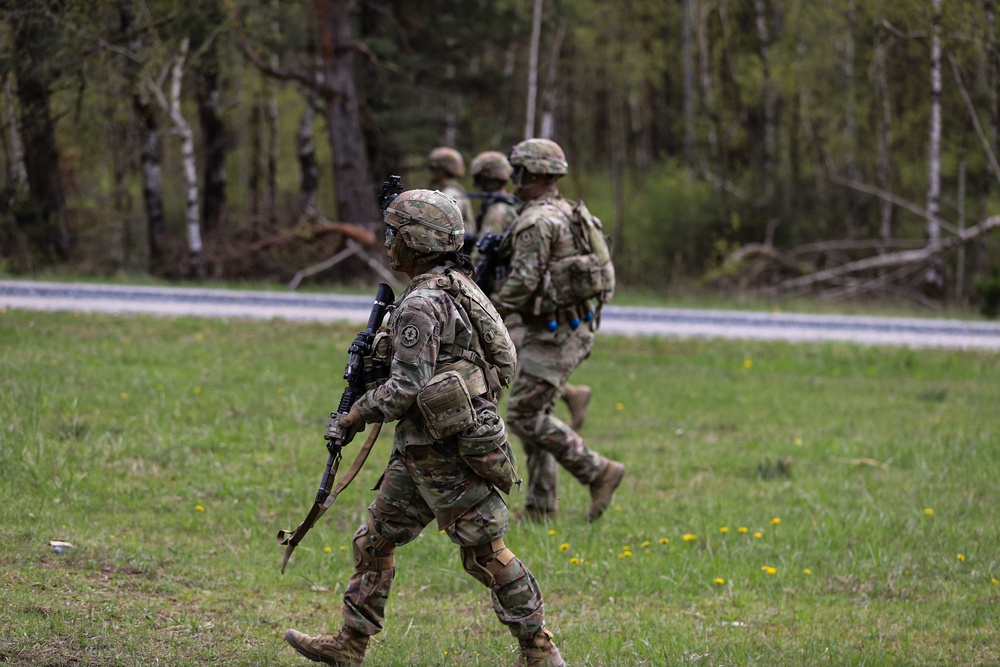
top-left (974, 275), bottom-right (1000, 318)
top-left (619, 162), bottom-right (721, 288)
top-left (2, 310), bottom-right (999, 665)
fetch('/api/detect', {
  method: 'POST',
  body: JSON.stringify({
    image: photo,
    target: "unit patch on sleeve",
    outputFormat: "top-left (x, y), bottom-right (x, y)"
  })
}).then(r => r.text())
top-left (400, 324), bottom-right (420, 347)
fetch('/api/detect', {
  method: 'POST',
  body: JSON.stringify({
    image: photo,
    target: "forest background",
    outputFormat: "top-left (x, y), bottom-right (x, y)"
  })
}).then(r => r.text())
top-left (3, 0), bottom-right (1000, 312)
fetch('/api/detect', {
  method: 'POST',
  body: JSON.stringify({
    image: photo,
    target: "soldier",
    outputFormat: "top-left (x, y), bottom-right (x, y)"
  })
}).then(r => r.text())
top-left (427, 146), bottom-right (477, 239)
top-left (470, 150), bottom-right (593, 431)
top-left (284, 189), bottom-right (566, 667)
top-left (493, 138), bottom-right (625, 523)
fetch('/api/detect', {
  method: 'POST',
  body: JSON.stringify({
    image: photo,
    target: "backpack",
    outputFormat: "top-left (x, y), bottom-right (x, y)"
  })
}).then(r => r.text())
top-left (542, 200), bottom-right (616, 309)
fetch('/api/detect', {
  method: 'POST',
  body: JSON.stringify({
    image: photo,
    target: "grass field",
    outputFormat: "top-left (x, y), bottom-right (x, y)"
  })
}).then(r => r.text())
top-left (1, 307), bottom-right (998, 666)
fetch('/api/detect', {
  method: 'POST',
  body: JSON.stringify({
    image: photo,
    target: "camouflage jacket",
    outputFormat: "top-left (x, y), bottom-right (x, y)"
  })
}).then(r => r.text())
top-left (469, 196), bottom-right (519, 265)
top-left (494, 191), bottom-right (579, 318)
top-left (353, 262), bottom-right (488, 448)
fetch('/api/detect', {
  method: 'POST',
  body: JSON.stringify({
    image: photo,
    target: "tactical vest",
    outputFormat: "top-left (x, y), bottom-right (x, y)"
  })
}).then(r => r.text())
top-left (412, 267), bottom-right (518, 396)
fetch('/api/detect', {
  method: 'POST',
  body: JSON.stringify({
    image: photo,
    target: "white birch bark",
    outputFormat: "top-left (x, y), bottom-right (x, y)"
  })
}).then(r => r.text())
top-left (4, 77), bottom-right (28, 195)
top-left (927, 0), bottom-right (942, 249)
top-left (682, 0), bottom-right (697, 169)
top-left (166, 38), bottom-right (204, 277)
top-left (924, 0), bottom-right (943, 292)
top-left (874, 28), bottom-right (894, 243)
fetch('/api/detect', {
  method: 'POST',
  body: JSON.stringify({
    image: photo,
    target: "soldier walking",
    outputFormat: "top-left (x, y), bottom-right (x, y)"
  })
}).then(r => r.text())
top-left (284, 189), bottom-right (565, 667)
top-left (492, 138), bottom-right (625, 522)
top-left (427, 146), bottom-right (477, 238)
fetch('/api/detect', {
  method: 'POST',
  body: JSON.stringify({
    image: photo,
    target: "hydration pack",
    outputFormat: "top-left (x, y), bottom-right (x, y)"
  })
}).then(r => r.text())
top-left (543, 199), bottom-right (616, 309)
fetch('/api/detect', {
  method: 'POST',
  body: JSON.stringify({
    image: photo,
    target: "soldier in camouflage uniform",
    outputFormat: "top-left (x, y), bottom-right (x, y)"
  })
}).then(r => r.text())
top-left (428, 146), bottom-right (477, 238)
top-left (285, 189), bottom-right (566, 667)
top-left (493, 139), bottom-right (625, 523)
top-left (470, 150), bottom-right (593, 431)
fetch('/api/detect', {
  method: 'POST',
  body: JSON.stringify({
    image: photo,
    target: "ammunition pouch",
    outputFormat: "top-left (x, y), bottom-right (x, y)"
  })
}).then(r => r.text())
top-left (456, 410), bottom-right (519, 494)
top-left (542, 253), bottom-right (607, 309)
top-left (417, 371), bottom-right (476, 440)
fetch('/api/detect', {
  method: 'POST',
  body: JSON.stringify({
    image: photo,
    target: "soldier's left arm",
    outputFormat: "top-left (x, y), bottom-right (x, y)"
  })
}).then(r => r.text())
top-left (353, 295), bottom-right (441, 424)
top-left (494, 213), bottom-right (553, 314)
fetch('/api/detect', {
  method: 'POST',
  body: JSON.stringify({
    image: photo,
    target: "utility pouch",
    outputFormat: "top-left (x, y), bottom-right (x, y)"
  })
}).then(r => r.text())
top-left (457, 412), bottom-right (520, 494)
top-left (544, 254), bottom-right (606, 309)
top-left (417, 370), bottom-right (475, 440)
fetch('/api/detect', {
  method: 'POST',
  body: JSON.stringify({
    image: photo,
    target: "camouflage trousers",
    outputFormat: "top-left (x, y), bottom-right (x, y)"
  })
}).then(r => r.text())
top-left (506, 322), bottom-right (607, 515)
top-left (340, 440), bottom-right (546, 641)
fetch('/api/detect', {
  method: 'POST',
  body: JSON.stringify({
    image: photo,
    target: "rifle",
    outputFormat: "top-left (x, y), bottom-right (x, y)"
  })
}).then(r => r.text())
top-left (278, 282), bottom-right (394, 573)
top-left (278, 181), bottom-right (403, 573)
top-left (474, 225), bottom-right (515, 295)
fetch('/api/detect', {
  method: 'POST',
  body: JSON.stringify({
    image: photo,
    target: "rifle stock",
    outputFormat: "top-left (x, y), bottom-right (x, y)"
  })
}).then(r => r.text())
top-left (278, 282), bottom-right (395, 573)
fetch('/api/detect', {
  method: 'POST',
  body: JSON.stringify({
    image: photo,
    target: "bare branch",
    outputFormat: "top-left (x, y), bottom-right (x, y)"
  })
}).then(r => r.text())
top-left (948, 52), bottom-right (1000, 187)
top-left (773, 214), bottom-right (1000, 293)
top-left (831, 175), bottom-right (960, 235)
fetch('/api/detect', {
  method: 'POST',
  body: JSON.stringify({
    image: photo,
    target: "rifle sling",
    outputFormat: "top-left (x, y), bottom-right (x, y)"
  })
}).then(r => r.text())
top-left (278, 422), bottom-right (384, 573)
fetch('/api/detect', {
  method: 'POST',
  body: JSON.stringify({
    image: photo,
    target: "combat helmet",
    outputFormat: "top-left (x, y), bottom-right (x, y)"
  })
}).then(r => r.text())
top-left (384, 189), bottom-right (465, 255)
top-left (508, 138), bottom-right (568, 176)
top-left (470, 151), bottom-right (514, 183)
top-left (427, 146), bottom-right (466, 178)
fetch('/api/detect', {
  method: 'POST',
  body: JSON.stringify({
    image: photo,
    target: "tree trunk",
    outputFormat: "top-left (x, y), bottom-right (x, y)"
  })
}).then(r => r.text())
top-left (313, 0), bottom-right (378, 225)
top-left (168, 39), bottom-right (204, 278)
top-left (524, 0), bottom-right (544, 139)
top-left (297, 94), bottom-right (320, 216)
top-left (682, 0), bottom-right (697, 170)
top-left (196, 56), bottom-right (228, 233)
top-left (924, 0), bottom-right (944, 294)
top-left (695, 0), bottom-right (722, 195)
top-left (11, 5), bottom-right (69, 260)
top-left (874, 25), bottom-right (894, 244)
top-left (119, 0), bottom-right (166, 272)
top-left (754, 0), bottom-right (778, 246)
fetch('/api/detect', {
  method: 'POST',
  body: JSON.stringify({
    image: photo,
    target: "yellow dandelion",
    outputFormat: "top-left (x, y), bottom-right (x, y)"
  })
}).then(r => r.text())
top-left (120, 392), bottom-right (129, 400)
top-left (744, 358), bottom-right (753, 369)
top-left (803, 568), bottom-right (812, 575)
top-left (659, 537), bottom-right (670, 544)
top-left (720, 526), bottom-right (729, 533)
top-left (569, 557), bottom-right (580, 565)
top-left (683, 534), bottom-right (698, 542)
top-left (42, 396), bottom-right (49, 403)
top-left (640, 540), bottom-right (651, 548)
top-left (324, 547), bottom-right (332, 553)
top-left (992, 578), bottom-right (999, 585)
top-left (753, 532), bottom-right (763, 539)
top-left (194, 386), bottom-right (202, 395)
top-left (111, 535), bottom-right (116, 539)
top-left (340, 546), bottom-right (347, 551)
top-left (619, 550), bottom-right (633, 558)
top-left (156, 383), bottom-right (164, 391)
top-left (622, 545), bottom-right (632, 551)
top-left (548, 529), bottom-right (557, 536)
top-left (277, 387), bottom-right (285, 394)
top-left (439, 529), bottom-right (446, 534)
top-left (738, 526), bottom-right (748, 534)
top-left (615, 402), bottom-right (625, 410)
top-left (714, 577), bottom-right (725, 585)
top-left (957, 553), bottom-right (966, 562)
top-left (794, 437), bottom-right (803, 446)
top-left (559, 543), bottom-right (569, 552)
top-left (194, 505), bottom-right (205, 512)
top-left (771, 517), bottom-right (781, 525)
top-left (924, 508), bottom-right (934, 515)
top-left (761, 566), bottom-right (777, 575)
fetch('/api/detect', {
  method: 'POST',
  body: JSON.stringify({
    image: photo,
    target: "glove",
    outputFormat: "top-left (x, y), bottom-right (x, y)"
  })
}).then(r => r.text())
top-left (324, 405), bottom-right (365, 446)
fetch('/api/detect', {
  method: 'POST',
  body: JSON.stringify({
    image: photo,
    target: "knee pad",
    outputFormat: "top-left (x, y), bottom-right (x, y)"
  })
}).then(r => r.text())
top-left (352, 516), bottom-right (396, 572)
top-left (460, 537), bottom-right (516, 588)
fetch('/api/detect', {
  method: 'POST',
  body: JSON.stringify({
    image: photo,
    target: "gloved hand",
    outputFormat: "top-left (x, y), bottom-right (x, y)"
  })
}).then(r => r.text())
top-left (324, 405), bottom-right (365, 446)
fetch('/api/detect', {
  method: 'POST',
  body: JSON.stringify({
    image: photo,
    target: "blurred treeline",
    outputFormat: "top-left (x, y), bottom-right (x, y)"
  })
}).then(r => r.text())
top-left (1, 0), bottom-right (998, 304)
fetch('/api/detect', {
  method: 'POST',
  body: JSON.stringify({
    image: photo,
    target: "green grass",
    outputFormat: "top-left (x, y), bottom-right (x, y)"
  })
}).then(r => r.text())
top-left (1, 308), bottom-right (998, 666)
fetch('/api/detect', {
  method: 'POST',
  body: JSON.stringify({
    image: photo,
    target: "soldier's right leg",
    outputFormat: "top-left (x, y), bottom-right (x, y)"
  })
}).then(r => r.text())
top-left (507, 373), bottom-right (561, 517)
top-left (285, 454), bottom-right (433, 666)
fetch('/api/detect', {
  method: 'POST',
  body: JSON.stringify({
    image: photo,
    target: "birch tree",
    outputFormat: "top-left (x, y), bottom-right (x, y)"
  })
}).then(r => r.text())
top-left (924, 0), bottom-right (944, 293)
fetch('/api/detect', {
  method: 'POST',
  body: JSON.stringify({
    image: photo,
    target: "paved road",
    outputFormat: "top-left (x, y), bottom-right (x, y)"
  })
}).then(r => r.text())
top-left (3, 280), bottom-right (1000, 351)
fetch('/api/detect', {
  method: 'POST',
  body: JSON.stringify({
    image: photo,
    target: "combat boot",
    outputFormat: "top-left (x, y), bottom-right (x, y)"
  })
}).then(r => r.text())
top-left (562, 384), bottom-right (592, 431)
top-left (513, 628), bottom-right (566, 667)
top-left (284, 627), bottom-right (368, 666)
top-left (586, 460), bottom-right (625, 522)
